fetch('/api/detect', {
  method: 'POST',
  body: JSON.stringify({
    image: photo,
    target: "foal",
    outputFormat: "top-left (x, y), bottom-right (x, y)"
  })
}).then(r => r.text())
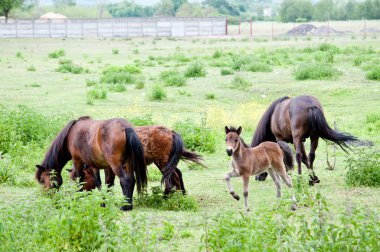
top-left (224, 126), bottom-right (297, 211)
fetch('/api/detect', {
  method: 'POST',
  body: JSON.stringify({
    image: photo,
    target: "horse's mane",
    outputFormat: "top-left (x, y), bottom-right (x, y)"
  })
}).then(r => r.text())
top-left (228, 126), bottom-right (249, 148)
top-left (251, 96), bottom-right (290, 147)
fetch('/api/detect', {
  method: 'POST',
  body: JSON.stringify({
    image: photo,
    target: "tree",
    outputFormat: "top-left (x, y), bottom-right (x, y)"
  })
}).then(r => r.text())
top-left (0, 0), bottom-right (23, 23)
top-left (279, 0), bottom-right (313, 22)
top-left (202, 0), bottom-right (240, 16)
top-left (52, 0), bottom-right (76, 7)
top-left (172, 0), bottom-right (187, 13)
top-left (107, 1), bottom-right (155, 17)
top-left (155, 0), bottom-right (175, 16)
top-left (313, 0), bottom-right (337, 21)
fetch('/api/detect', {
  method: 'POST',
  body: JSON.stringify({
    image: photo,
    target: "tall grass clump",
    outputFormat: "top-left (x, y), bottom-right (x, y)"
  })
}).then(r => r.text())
top-left (112, 48), bottom-right (119, 55)
top-left (100, 65), bottom-right (141, 84)
top-left (184, 61), bottom-right (206, 78)
top-left (318, 43), bottom-right (341, 54)
top-left (149, 84), bottom-right (167, 101)
top-left (294, 63), bottom-right (341, 80)
top-left (366, 67), bottom-right (380, 80)
top-left (345, 148), bottom-right (380, 187)
top-left (48, 49), bottom-right (65, 58)
top-left (129, 114), bottom-right (155, 126)
top-left (245, 62), bottom-right (272, 72)
top-left (220, 68), bottom-right (233, 75)
top-left (86, 87), bottom-right (107, 103)
top-left (229, 75), bottom-right (251, 90)
top-left (56, 58), bottom-right (85, 74)
top-left (26, 65), bottom-right (36, 71)
top-left (160, 69), bottom-right (187, 87)
top-left (174, 118), bottom-right (217, 153)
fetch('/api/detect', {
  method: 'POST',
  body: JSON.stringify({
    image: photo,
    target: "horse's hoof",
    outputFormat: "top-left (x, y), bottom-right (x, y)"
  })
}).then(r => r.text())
top-left (100, 203), bottom-right (106, 208)
top-left (313, 176), bottom-right (320, 184)
top-left (246, 208), bottom-right (250, 212)
top-left (233, 194), bottom-right (240, 201)
top-left (291, 204), bottom-right (297, 211)
top-left (120, 205), bottom-right (133, 211)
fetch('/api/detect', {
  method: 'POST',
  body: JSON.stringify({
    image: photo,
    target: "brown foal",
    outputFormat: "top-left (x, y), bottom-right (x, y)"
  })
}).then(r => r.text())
top-left (224, 126), bottom-right (297, 212)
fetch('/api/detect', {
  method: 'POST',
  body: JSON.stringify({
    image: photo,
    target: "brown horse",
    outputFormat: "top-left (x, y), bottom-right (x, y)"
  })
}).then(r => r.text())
top-left (252, 95), bottom-right (360, 185)
top-left (35, 116), bottom-right (147, 211)
top-left (224, 126), bottom-right (296, 211)
top-left (69, 125), bottom-right (204, 194)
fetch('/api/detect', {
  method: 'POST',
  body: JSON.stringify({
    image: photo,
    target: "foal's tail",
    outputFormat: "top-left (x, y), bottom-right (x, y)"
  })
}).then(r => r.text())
top-left (161, 132), bottom-right (205, 188)
top-left (308, 106), bottom-right (363, 153)
top-left (125, 127), bottom-right (147, 195)
top-left (278, 141), bottom-right (294, 171)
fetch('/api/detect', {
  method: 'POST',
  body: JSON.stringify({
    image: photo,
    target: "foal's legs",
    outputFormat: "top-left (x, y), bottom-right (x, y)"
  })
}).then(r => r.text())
top-left (276, 169), bottom-right (297, 210)
top-left (242, 175), bottom-right (250, 212)
top-left (224, 169), bottom-right (240, 201)
top-left (308, 136), bottom-right (320, 185)
top-left (267, 168), bottom-right (282, 198)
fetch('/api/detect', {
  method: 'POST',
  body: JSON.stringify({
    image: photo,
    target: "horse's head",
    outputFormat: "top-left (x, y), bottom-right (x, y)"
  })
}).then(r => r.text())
top-left (35, 165), bottom-right (63, 189)
top-left (225, 126), bottom-right (242, 156)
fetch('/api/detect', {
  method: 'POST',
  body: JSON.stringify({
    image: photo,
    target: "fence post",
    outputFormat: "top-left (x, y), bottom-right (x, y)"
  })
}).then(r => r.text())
top-left (65, 19), bottom-right (68, 38)
top-left (198, 17), bottom-right (200, 36)
top-left (96, 18), bottom-right (99, 37)
top-left (271, 22), bottom-right (274, 40)
top-left (238, 18), bottom-right (240, 35)
top-left (250, 19), bottom-right (252, 37)
top-left (32, 20), bottom-right (35, 38)
top-left (212, 17), bottom-right (214, 36)
top-left (155, 18), bottom-right (158, 37)
top-left (226, 17), bottom-right (228, 35)
top-left (327, 19), bottom-right (330, 39)
top-left (81, 20), bottom-right (84, 38)
top-left (111, 18), bottom-right (114, 37)
top-left (15, 19), bottom-right (18, 38)
top-left (126, 18), bottom-right (129, 37)
top-left (364, 19), bottom-right (366, 39)
top-left (49, 19), bottom-right (51, 38)
top-left (170, 18), bottom-right (172, 37)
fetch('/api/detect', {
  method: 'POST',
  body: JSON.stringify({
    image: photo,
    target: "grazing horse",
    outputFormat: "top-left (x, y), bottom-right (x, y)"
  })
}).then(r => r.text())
top-left (35, 116), bottom-right (147, 211)
top-left (224, 126), bottom-right (297, 211)
top-left (252, 95), bottom-right (359, 185)
top-left (69, 125), bottom-right (205, 195)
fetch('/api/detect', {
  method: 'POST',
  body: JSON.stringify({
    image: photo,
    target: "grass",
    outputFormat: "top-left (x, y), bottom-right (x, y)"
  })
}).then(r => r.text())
top-left (1, 37), bottom-right (380, 251)
top-left (229, 75), bottom-right (251, 90)
top-left (294, 63), bottom-right (341, 80)
top-left (149, 84), bottom-right (166, 101)
top-left (160, 69), bottom-right (187, 87)
top-left (48, 49), bottom-right (65, 58)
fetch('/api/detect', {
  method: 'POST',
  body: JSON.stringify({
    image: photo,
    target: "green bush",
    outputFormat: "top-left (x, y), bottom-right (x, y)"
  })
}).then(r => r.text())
top-left (135, 186), bottom-right (199, 211)
top-left (229, 75), bottom-right (251, 90)
top-left (212, 50), bottom-right (223, 59)
top-left (100, 65), bottom-right (141, 84)
top-left (160, 69), bottom-right (187, 87)
top-left (48, 49), bottom-right (65, 58)
top-left (345, 149), bottom-right (380, 187)
top-left (318, 43), bottom-right (341, 54)
top-left (220, 68), bottom-right (233, 75)
top-left (129, 114), bottom-right (155, 126)
top-left (294, 63), bottom-right (341, 80)
top-left (108, 83), bottom-right (126, 92)
top-left (26, 65), bottom-right (36, 71)
top-left (56, 59), bottom-right (85, 74)
top-left (112, 48), bottom-right (119, 55)
top-left (245, 62), bottom-right (272, 72)
top-left (366, 67), bottom-right (380, 80)
top-left (87, 87), bottom-right (107, 100)
top-left (174, 119), bottom-right (217, 153)
top-left (149, 84), bottom-right (167, 101)
top-left (205, 93), bottom-right (215, 99)
top-left (184, 61), bottom-right (206, 78)
top-left (85, 79), bottom-right (97, 87)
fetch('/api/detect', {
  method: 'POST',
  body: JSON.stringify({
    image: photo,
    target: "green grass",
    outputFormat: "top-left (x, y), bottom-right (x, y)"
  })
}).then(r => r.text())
top-left (294, 63), bottom-right (341, 80)
top-left (48, 49), bottom-right (65, 59)
top-left (1, 37), bottom-right (380, 251)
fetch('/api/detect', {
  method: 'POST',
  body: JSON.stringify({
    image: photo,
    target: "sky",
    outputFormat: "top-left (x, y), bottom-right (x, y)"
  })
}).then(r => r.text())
top-left (39, 0), bottom-right (203, 6)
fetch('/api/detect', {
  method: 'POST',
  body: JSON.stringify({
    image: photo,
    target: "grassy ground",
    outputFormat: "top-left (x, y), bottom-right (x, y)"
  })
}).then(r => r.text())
top-left (0, 35), bottom-right (379, 251)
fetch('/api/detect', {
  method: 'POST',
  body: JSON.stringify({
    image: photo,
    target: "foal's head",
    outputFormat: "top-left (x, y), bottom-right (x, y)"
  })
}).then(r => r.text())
top-left (225, 126), bottom-right (242, 156)
top-left (35, 165), bottom-right (63, 189)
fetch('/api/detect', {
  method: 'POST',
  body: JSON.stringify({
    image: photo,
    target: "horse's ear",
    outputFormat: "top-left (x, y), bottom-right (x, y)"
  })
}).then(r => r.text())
top-left (237, 126), bottom-right (242, 135)
top-left (36, 165), bottom-right (45, 171)
top-left (225, 126), bottom-right (230, 134)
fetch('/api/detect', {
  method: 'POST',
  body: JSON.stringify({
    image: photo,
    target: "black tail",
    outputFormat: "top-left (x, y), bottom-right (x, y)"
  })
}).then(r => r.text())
top-left (251, 96), bottom-right (290, 147)
top-left (125, 127), bottom-right (147, 195)
top-left (277, 141), bottom-right (294, 171)
top-left (308, 106), bottom-right (358, 153)
top-left (161, 132), bottom-right (205, 188)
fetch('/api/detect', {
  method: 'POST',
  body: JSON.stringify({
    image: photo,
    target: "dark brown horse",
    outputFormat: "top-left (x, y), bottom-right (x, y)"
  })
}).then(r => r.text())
top-left (252, 95), bottom-right (359, 185)
top-left (35, 116), bottom-right (147, 211)
top-left (69, 125), bottom-right (204, 194)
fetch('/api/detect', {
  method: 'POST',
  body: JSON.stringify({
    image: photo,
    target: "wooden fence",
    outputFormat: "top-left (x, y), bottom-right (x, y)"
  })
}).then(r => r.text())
top-left (0, 17), bottom-right (227, 38)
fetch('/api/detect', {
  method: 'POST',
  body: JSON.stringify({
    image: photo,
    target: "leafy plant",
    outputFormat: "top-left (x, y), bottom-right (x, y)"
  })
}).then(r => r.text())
top-left (129, 114), bottom-right (155, 126)
top-left (48, 49), bottom-right (65, 58)
top-left (149, 84), bottom-right (167, 101)
top-left (220, 68), bottom-right (233, 75)
top-left (160, 69), bottom-right (186, 87)
top-left (229, 75), bottom-right (251, 90)
top-left (294, 63), bottom-right (341, 80)
top-left (366, 67), bottom-right (380, 80)
top-left (184, 61), bottom-right (206, 78)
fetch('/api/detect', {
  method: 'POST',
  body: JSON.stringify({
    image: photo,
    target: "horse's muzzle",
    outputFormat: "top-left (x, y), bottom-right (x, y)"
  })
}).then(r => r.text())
top-left (226, 149), bottom-right (233, 156)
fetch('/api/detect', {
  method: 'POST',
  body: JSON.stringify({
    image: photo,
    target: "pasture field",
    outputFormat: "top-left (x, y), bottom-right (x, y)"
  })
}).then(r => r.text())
top-left (0, 35), bottom-right (380, 251)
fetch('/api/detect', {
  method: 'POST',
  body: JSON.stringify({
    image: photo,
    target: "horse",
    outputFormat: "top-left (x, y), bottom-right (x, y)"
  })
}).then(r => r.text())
top-left (252, 95), bottom-right (360, 185)
top-left (68, 125), bottom-right (205, 195)
top-left (35, 116), bottom-right (147, 211)
top-left (224, 126), bottom-right (297, 212)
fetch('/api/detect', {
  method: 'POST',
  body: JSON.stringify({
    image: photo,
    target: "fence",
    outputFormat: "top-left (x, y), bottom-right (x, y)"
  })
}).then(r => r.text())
top-left (0, 17), bottom-right (227, 38)
top-left (227, 20), bottom-right (380, 39)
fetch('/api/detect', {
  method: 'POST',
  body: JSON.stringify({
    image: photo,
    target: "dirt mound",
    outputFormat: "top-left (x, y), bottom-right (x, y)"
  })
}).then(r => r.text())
top-left (312, 25), bottom-right (344, 35)
top-left (39, 12), bottom-right (67, 20)
top-left (286, 24), bottom-right (317, 35)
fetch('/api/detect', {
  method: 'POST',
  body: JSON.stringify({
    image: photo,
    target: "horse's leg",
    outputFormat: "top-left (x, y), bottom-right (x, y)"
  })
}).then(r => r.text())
top-left (105, 168), bottom-right (115, 188)
top-left (267, 168), bottom-right (282, 198)
top-left (175, 168), bottom-right (186, 195)
top-left (72, 158), bottom-right (85, 190)
top-left (93, 168), bottom-right (102, 190)
top-left (293, 137), bottom-right (303, 175)
top-left (300, 142), bottom-right (310, 168)
top-left (242, 175), bottom-right (250, 212)
top-left (309, 136), bottom-right (320, 185)
top-left (224, 169), bottom-right (240, 200)
top-left (276, 169), bottom-right (297, 211)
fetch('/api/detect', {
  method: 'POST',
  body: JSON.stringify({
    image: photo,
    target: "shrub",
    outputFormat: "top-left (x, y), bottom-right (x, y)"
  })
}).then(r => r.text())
top-left (318, 43), bottom-right (340, 54)
top-left (245, 62), bottom-right (272, 72)
top-left (160, 69), bottom-right (186, 87)
top-left (135, 186), bottom-right (199, 211)
top-left (205, 93), bottom-right (215, 99)
top-left (149, 84), bottom-right (166, 101)
top-left (229, 75), bottom-right (251, 90)
top-left (294, 64), bottom-right (341, 80)
top-left (345, 149), bottom-right (380, 187)
top-left (56, 59), bottom-right (84, 74)
top-left (220, 68), bottom-right (233, 75)
top-left (366, 67), bottom-right (380, 80)
top-left (100, 65), bottom-right (141, 84)
top-left (231, 55), bottom-right (252, 70)
top-left (174, 119), bottom-right (217, 153)
top-left (26, 65), bottom-right (36, 71)
top-left (48, 49), bottom-right (65, 58)
top-left (112, 48), bottom-right (119, 55)
top-left (184, 61), bottom-right (206, 78)
top-left (16, 52), bottom-right (23, 58)
top-left (108, 84), bottom-right (126, 92)
top-left (85, 79), bottom-right (97, 87)
top-left (87, 87), bottom-right (107, 100)
top-left (129, 114), bottom-right (155, 126)
top-left (212, 50), bottom-right (223, 59)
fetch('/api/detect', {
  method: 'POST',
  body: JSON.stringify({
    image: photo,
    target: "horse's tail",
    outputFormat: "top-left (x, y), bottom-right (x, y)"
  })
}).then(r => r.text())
top-left (278, 141), bottom-right (294, 171)
top-left (124, 127), bottom-right (147, 195)
top-left (36, 117), bottom-right (87, 183)
top-left (161, 132), bottom-right (205, 188)
top-left (308, 106), bottom-right (360, 153)
top-left (251, 96), bottom-right (290, 147)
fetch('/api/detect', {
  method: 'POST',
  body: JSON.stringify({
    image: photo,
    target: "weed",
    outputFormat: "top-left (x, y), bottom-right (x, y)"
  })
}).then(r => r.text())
top-left (220, 68), bottom-right (233, 75)
top-left (229, 75), bottom-right (251, 90)
top-left (108, 83), bottom-right (126, 92)
top-left (184, 61), bottom-right (206, 78)
top-left (48, 49), bottom-right (65, 58)
top-left (87, 87), bottom-right (107, 100)
top-left (212, 50), bottom-right (223, 59)
top-left (100, 65), bottom-right (141, 84)
top-left (129, 114), bottom-right (155, 126)
top-left (245, 62), bottom-right (272, 72)
top-left (205, 93), bottom-right (215, 100)
top-left (366, 67), bottom-right (380, 80)
top-left (160, 69), bottom-right (186, 87)
top-left (149, 84), bottom-right (167, 101)
top-left (112, 48), bottom-right (119, 55)
top-left (294, 63), bottom-right (341, 80)
top-left (85, 79), bottom-right (97, 87)
top-left (56, 59), bottom-right (84, 74)
top-left (26, 65), bottom-right (36, 71)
